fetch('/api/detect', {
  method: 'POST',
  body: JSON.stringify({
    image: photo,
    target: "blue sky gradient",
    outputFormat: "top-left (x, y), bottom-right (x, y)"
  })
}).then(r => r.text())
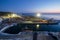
top-left (0, 0), bottom-right (60, 13)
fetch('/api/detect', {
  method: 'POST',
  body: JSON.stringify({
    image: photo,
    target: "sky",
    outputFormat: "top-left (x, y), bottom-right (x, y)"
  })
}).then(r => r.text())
top-left (0, 0), bottom-right (60, 13)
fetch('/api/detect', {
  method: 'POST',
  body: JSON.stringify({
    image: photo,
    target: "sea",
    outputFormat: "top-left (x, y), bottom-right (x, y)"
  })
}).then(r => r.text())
top-left (17, 13), bottom-right (60, 32)
top-left (38, 23), bottom-right (60, 32)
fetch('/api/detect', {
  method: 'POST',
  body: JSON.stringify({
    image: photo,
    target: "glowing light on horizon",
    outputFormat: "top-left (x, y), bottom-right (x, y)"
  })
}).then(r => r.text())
top-left (10, 14), bottom-right (21, 18)
top-left (36, 13), bottom-right (41, 17)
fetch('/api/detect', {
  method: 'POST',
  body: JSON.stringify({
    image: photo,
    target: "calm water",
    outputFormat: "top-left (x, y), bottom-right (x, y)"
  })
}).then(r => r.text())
top-left (39, 23), bottom-right (60, 32)
top-left (3, 23), bottom-right (60, 34)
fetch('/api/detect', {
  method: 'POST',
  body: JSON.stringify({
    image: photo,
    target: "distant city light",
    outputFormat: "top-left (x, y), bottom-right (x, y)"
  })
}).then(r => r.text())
top-left (2, 13), bottom-right (21, 18)
top-left (8, 14), bottom-right (21, 18)
top-left (36, 24), bottom-right (40, 29)
top-left (36, 13), bottom-right (41, 17)
top-left (7, 14), bottom-right (17, 18)
top-left (12, 14), bottom-right (17, 17)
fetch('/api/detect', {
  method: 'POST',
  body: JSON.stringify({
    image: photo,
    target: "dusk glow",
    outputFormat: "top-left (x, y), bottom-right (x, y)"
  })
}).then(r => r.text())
top-left (0, 0), bottom-right (60, 13)
top-left (36, 13), bottom-right (41, 17)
